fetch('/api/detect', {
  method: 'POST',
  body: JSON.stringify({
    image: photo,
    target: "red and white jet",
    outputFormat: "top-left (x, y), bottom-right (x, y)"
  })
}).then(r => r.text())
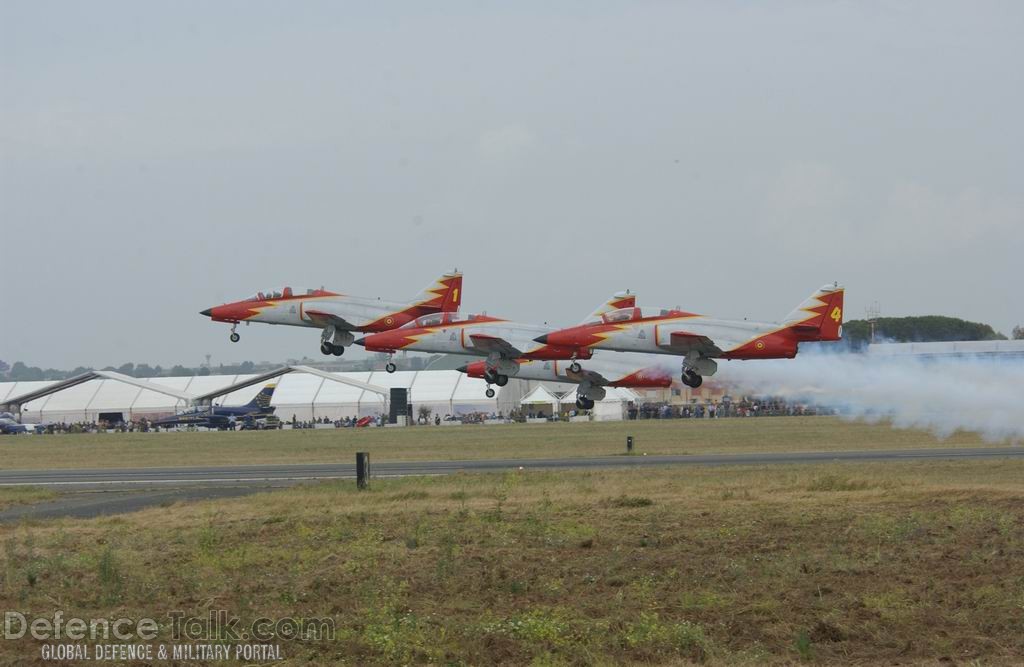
top-left (201, 271), bottom-right (462, 356)
top-left (535, 284), bottom-right (844, 388)
top-left (459, 355), bottom-right (673, 408)
top-left (354, 292), bottom-right (638, 398)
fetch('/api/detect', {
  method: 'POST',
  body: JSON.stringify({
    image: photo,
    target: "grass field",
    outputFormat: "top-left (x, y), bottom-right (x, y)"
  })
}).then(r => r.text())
top-left (0, 416), bottom-right (1007, 470)
top-left (1, 458), bottom-right (1022, 665)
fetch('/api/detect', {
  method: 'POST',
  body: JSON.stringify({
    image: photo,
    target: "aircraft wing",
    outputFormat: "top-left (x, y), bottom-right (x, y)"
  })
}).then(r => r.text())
top-left (566, 365), bottom-right (609, 385)
top-left (467, 334), bottom-right (522, 358)
top-left (664, 330), bottom-right (723, 356)
top-left (302, 302), bottom-right (365, 329)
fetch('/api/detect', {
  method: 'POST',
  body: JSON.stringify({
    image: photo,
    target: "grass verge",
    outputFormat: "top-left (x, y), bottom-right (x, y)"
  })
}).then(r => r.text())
top-left (0, 416), bottom-right (1007, 470)
top-left (1, 458), bottom-right (1022, 664)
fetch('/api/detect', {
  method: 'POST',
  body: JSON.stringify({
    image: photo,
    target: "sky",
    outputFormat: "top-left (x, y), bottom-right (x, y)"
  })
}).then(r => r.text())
top-left (2, 1), bottom-right (1022, 369)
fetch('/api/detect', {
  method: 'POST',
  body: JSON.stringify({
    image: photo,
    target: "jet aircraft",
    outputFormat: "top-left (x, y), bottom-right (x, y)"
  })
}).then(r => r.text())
top-left (458, 354), bottom-right (672, 408)
top-left (355, 292), bottom-right (636, 396)
top-left (0, 412), bottom-right (31, 435)
top-left (153, 383), bottom-right (277, 428)
top-left (201, 271), bottom-right (462, 356)
top-left (535, 284), bottom-right (844, 388)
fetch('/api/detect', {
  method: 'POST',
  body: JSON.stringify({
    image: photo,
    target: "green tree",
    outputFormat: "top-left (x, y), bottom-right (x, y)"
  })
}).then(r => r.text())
top-left (9, 362), bottom-right (44, 381)
top-left (134, 364), bottom-right (157, 378)
top-left (1013, 325), bottom-right (1023, 340)
top-left (169, 365), bottom-right (190, 376)
top-left (117, 362), bottom-right (135, 376)
top-left (843, 315), bottom-right (1006, 350)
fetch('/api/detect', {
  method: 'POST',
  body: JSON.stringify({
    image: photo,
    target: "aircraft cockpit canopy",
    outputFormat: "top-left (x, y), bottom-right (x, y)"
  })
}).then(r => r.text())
top-left (401, 312), bottom-right (478, 329)
top-left (244, 287), bottom-right (335, 302)
top-left (600, 307), bottom-right (642, 323)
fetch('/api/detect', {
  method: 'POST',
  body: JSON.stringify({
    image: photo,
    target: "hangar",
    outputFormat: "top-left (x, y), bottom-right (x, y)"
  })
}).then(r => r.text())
top-left (0, 368), bottom-right (545, 424)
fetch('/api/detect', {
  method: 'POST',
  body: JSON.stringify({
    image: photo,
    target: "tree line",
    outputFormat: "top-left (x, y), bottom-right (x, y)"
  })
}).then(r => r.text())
top-left (0, 360), bottom-right (258, 382)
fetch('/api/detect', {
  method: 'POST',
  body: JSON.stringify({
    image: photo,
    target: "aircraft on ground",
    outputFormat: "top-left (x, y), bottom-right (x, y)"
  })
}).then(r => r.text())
top-left (355, 292), bottom-right (636, 397)
top-left (458, 354), bottom-right (672, 408)
top-left (200, 271), bottom-right (462, 356)
top-left (535, 284), bottom-right (844, 388)
top-left (152, 383), bottom-right (277, 429)
top-left (0, 412), bottom-right (33, 435)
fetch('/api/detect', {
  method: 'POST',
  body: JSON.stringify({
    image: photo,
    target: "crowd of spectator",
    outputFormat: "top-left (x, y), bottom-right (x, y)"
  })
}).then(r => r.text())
top-left (629, 397), bottom-right (833, 420)
top-left (6, 396), bottom-right (835, 434)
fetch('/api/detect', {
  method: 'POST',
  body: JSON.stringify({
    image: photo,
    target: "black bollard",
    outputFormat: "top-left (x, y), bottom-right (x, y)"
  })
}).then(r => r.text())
top-left (356, 452), bottom-right (370, 490)
top-left (626, 436), bottom-right (633, 453)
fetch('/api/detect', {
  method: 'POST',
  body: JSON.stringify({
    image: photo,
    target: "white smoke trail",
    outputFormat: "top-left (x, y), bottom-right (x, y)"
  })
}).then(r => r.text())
top-left (714, 352), bottom-right (1024, 443)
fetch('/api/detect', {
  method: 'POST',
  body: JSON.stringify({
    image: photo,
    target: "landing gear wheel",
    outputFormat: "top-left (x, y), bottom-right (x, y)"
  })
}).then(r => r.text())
top-left (682, 370), bottom-right (703, 388)
top-left (332, 346), bottom-right (344, 356)
top-left (569, 362), bottom-right (582, 373)
top-left (494, 374), bottom-right (508, 387)
top-left (321, 342), bottom-right (333, 355)
top-left (485, 387), bottom-right (496, 398)
top-left (576, 397), bottom-right (595, 410)
top-left (484, 370), bottom-right (498, 385)
top-left (230, 332), bottom-right (240, 343)
top-left (385, 362), bottom-right (397, 373)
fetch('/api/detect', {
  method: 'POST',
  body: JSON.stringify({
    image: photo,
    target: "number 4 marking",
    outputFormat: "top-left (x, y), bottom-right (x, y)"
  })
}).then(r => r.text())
top-left (830, 307), bottom-right (842, 323)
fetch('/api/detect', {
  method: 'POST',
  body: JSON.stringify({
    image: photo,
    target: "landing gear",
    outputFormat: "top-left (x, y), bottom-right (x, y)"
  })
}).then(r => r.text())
top-left (575, 396), bottom-right (595, 410)
top-left (385, 362), bottom-right (397, 373)
top-left (229, 324), bottom-right (240, 343)
top-left (484, 369), bottom-right (508, 386)
top-left (321, 342), bottom-right (345, 356)
top-left (681, 369), bottom-right (703, 388)
top-left (485, 387), bottom-right (496, 398)
top-left (569, 361), bottom-right (582, 373)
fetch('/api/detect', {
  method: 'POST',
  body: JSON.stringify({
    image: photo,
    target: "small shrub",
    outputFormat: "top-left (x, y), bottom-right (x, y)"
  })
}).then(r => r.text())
top-left (806, 474), bottom-right (873, 492)
top-left (795, 631), bottom-right (813, 661)
top-left (604, 495), bottom-right (654, 508)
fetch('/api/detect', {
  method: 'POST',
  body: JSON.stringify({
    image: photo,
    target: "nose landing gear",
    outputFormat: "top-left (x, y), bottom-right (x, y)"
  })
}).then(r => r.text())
top-left (229, 324), bottom-right (240, 343)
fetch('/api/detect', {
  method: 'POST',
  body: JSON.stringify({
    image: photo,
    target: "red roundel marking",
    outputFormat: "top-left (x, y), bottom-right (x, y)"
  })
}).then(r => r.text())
top-left (385, 317), bottom-right (394, 325)
top-left (755, 340), bottom-right (765, 350)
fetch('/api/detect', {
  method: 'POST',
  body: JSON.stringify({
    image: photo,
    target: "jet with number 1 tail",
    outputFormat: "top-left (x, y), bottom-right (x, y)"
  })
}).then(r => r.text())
top-left (200, 271), bottom-right (462, 357)
top-left (535, 284), bottom-right (844, 388)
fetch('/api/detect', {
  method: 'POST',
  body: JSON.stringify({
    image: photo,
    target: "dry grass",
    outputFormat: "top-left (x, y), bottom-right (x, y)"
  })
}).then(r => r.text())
top-left (0, 416), bottom-right (1003, 470)
top-left (1, 459), bottom-right (1023, 665)
top-left (0, 488), bottom-right (57, 512)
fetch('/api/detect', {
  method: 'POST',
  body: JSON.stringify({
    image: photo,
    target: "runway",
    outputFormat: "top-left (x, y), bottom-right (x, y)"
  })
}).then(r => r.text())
top-left (0, 445), bottom-right (1020, 521)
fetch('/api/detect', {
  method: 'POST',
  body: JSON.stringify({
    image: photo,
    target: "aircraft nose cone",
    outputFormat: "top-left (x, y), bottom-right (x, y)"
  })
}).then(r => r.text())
top-left (455, 364), bottom-right (468, 373)
top-left (533, 334), bottom-right (549, 344)
top-left (353, 337), bottom-right (366, 347)
top-left (200, 308), bottom-right (213, 317)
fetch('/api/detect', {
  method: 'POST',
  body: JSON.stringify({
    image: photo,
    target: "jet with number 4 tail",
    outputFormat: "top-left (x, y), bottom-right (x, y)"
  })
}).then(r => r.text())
top-left (534, 284), bottom-right (844, 388)
top-left (200, 271), bottom-right (462, 357)
top-left (354, 292), bottom-right (637, 398)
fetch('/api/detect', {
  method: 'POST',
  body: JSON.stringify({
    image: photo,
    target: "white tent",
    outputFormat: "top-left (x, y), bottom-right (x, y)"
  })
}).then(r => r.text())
top-left (559, 386), bottom-right (640, 421)
top-left (520, 385), bottom-right (560, 417)
top-left (0, 369), bottom-right (506, 424)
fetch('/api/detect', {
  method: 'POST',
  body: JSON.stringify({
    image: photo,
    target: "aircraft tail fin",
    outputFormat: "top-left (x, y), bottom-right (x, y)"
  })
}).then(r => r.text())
top-left (581, 290), bottom-right (636, 323)
top-left (411, 271), bottom-right (463, 312)
top-left (783, 284), bottom-right (844, 341)
top-left (246, 383), bottom-right (277, 409)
